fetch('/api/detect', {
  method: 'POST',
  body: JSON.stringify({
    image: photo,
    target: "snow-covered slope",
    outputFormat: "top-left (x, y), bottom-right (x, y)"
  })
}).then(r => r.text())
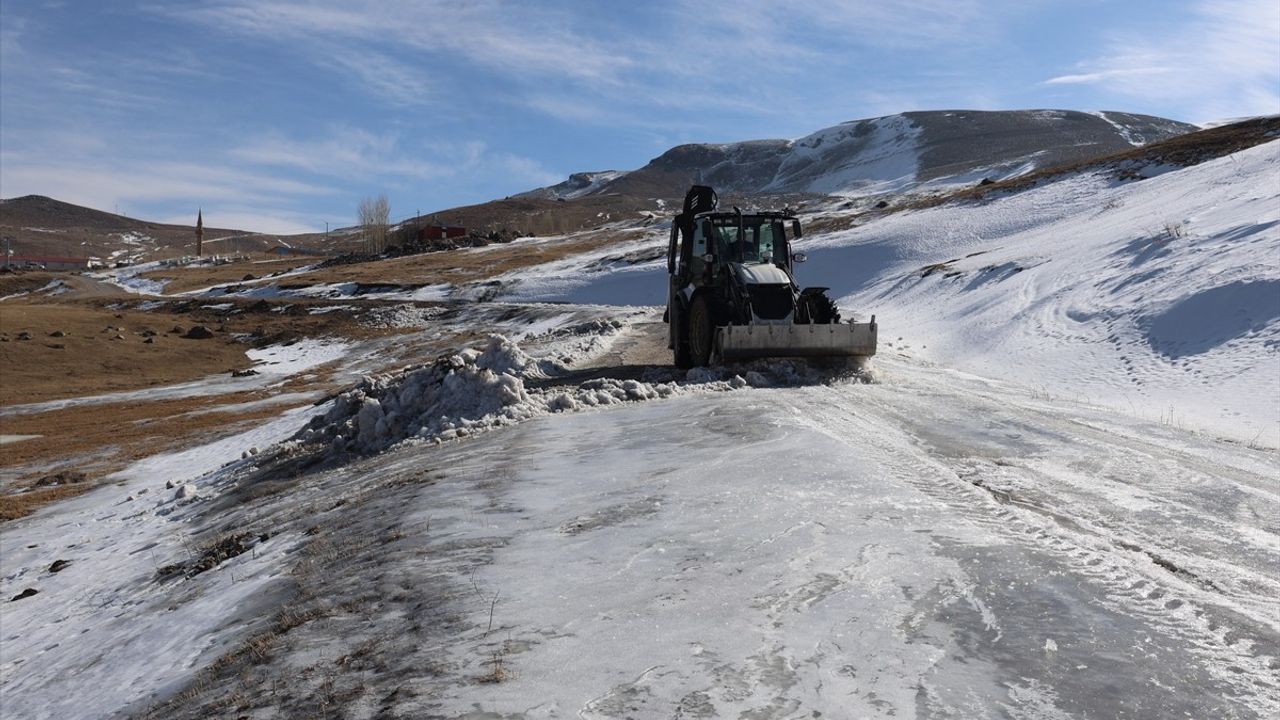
top-left (514, 171), bottom-right (629, 200)
top-left (499, 136), bottom-right (1280, 446)
top-left (525, 110), bottom-right (1194, 200)
top-left (824, 139), bottom-right (1280, 446)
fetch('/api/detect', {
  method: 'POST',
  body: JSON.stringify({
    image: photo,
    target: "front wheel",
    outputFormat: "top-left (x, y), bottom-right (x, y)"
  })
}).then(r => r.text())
top-left (688, 295), bottom-right (717, 367)
top-left (799, 291), bottom-right (841, 324)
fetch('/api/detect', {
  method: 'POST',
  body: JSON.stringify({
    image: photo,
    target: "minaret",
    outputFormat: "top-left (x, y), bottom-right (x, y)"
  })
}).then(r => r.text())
top-left (196, 208), bottom-right (204, 257)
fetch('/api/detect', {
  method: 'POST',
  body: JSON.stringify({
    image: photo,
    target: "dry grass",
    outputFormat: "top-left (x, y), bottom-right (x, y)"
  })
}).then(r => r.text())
top-left (0, 300), bottom-right (255, 406)
top-left (0, 483), bottom-right (95, 521)
top-left (274, 226), bottom-right (651, 288)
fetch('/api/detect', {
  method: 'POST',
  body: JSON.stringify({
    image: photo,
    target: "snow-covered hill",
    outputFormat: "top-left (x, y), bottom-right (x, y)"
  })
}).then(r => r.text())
top-left (525, 110), bottom-right (1194, 200)
top-left (500, 128), bottom-right (1280, 446)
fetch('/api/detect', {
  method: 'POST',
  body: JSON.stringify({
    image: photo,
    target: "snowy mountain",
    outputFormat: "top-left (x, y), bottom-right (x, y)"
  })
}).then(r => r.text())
top-left (526, 110), bottom-right (1195, 200)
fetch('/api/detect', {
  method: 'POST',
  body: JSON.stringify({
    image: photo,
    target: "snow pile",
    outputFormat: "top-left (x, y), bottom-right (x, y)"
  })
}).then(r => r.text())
top-left (295, 336), bottom-right (675, 453)
top-left (291, 334), bottom-right (851, 456)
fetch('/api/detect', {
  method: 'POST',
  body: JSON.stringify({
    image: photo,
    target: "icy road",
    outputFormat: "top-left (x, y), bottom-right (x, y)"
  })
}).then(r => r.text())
top-left (2, 339), bottom-right (1277, 719)
top-left (346, 356), bottom-right (1278, 718)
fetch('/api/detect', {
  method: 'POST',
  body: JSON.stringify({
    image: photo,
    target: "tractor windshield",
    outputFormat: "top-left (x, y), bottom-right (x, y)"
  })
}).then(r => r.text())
top-left (711, 217), bottom-right (789, 265)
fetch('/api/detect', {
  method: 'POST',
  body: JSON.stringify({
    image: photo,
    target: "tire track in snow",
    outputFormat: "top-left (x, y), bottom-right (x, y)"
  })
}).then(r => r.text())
top-left (785, 382), bottom-right (1279, 716)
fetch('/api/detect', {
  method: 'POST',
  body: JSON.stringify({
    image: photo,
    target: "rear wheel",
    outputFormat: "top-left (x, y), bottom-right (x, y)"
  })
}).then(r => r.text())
top-left (689, 295), bottom-right (716, 367)
top-left (673, 305), bottom-right (692, 368)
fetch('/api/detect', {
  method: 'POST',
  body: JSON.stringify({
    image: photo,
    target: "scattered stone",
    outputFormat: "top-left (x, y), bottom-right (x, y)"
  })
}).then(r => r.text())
top-left (10, 588), bottom-right (38, 602)
top-left (143, 337), bottom-right (155, 344)
top-left (112, 334), bottom-right (125, 341)
top-left (979, 177), bottom-right (995, 186)
top-left (46, 343), bottom-right (65, 349)
top-left (48, 560), bottom-right (71, 573)
top-left (175, 483), bottom-right (199, 500)
top-left (183, 325), bottom-right (214, 339)
top-left (114, 313), bottom-right (124, 319)
top-left (231, 368), bottom-right (258, 377)
top-left (170, 325), bottom-right (185, 334)
top-left (242, 273), bottom-right (256, 281)
top-left (140, 329), bottom-right (157, 337)
top-left (48, 330), bottom-right (66, 337)
top-left (165, 479), bottom-right (176, 489)
top-left (875, 200), bottom-right (890, 209)
top-left (16, 331), bottom-right (32, 341)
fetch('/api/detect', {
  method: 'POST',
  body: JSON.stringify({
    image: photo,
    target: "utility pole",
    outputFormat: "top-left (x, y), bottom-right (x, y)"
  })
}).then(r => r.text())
top-left (196, 208), bottom-right (204, 257)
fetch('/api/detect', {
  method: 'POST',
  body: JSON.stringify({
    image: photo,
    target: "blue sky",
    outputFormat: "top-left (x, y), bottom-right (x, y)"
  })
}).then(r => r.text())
top-left (2, 1), bottom-right (1277, 234)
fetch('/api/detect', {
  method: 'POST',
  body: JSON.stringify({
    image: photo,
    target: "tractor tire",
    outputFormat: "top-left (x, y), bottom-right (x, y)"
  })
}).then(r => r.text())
top-left (673, 307), bottom-right (693, 369)
top-left (801, 291), bottom-right (842, 324)
top-left (688, 295), bottom-right (717, 367)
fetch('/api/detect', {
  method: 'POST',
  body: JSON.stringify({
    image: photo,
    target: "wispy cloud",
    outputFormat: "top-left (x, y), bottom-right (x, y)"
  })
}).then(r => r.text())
top-left (1044, 0), bottom-right (1280, 120)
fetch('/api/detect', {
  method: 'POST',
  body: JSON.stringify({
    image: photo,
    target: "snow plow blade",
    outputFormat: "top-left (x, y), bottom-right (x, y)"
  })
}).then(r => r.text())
top-left (716, 321), bottom-right (877, 362)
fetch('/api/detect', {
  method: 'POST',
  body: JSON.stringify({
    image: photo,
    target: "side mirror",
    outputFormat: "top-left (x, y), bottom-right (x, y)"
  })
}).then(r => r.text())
top-left (792, 252), bottom-right (807, 263)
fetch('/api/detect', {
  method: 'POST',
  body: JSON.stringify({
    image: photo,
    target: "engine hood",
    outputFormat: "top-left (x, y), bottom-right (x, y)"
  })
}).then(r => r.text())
top-left (732, 263), bottom-right (792, 286)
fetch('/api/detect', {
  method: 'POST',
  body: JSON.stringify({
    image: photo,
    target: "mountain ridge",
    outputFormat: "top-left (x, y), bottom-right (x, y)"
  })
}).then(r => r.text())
top-left (521, 109), bottom-right (1196, 201)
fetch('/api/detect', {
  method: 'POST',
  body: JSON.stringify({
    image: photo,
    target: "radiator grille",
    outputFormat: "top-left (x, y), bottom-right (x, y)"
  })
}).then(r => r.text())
top-left (748, 285), bottom-right (794, 320)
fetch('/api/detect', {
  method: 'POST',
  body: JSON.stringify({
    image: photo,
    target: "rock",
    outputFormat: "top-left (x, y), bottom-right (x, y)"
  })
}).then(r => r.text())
top-left (875, 200), bottom-right (890, 209)
top-left (112, 334), bottom-right (125, 341)
top-left (46, 343), bottom-right (65, 349)
top-left (175, 484), bottom-right (199, 500)
top-left (16, 331), bottom-right (32, 341)
top-left (183, 325), bottom-right (214, 339)
top-left (140, 329), bottom-right (157, 337)
top-left (48, 559), bottom-right (71, 573)
top-left (165, 479), bottom-right (175, 489)
top-left (231, 368), bottom-right (258, 377)
top-left (979, 177), bottom-right (995, 186)
top-left (10, 588), bottom-right (38, 602)
top-left (114, 313), bottom-right (124, 319)
top-left (170, 325), bottom-right (185, 334)
top-left (49, 330), bottom-right (66, 337)
top-left (143, 337), bottom-right (155, 344)
top-left (242, 273), bottom-right (256, 281)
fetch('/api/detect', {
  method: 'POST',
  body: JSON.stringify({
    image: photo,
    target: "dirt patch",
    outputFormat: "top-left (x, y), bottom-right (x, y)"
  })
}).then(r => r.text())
top-left (0, 300), bottom-right (255, 406)
top-left (269, 226), bottom-right (651, 289)
top-left (0, 390), bottom-right (323, 500)
top-left (0, 483), bottom-right (95, 521)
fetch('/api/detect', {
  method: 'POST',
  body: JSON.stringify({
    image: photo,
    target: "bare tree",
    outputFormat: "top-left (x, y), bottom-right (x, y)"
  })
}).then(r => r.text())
top-left (358, 194), bottom-right (390, 254)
